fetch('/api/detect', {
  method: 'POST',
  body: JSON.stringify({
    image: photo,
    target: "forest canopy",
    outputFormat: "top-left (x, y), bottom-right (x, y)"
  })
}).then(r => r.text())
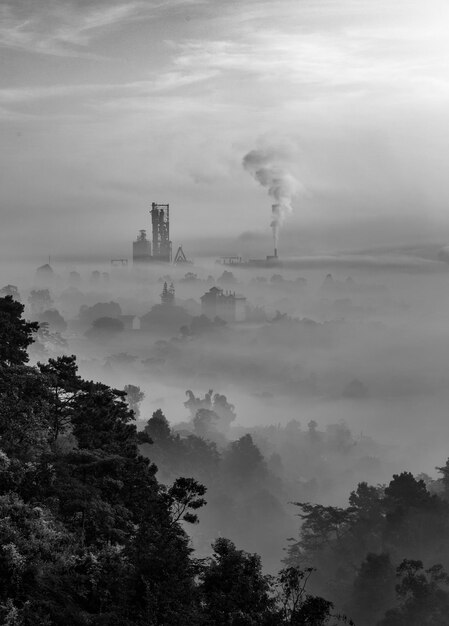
top-left (2, 294), bottom-right (449, 625)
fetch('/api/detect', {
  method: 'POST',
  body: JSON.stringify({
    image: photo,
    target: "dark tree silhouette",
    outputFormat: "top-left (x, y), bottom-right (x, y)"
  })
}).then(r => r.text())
top-left (0, 296), bottom-right (38, 366)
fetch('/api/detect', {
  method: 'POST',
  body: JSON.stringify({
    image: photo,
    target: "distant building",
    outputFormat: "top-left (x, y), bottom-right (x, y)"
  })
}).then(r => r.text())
top-left (36, 263), bottom-right (54, 285)
top-left (120, 315), bottom-right (140, 331)
top-left (133, 230), bottom-right (151, 264)
top-left (200, 287), bottom-right (246, 322)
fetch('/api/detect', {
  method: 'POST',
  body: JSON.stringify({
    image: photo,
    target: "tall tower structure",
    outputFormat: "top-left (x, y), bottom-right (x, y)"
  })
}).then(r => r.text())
top-left (150, 203), bottom-right (172, 262)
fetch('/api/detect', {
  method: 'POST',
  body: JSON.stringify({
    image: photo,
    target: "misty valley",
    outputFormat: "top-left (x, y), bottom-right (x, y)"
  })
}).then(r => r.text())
top-left (1, 256), bottom-right (449, 624)
top-left (3, 0), bottom-right (449, 622)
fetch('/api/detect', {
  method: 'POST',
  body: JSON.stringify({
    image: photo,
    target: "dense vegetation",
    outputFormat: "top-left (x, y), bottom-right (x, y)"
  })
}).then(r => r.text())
top-left (137, 400), bottom-right (449, 625)
top-left (0, 296), bottom-right (350, 625)
top-left (3, 293), bottom-right (449, 625)
top-left (284, 469), bottom-right (449, 625)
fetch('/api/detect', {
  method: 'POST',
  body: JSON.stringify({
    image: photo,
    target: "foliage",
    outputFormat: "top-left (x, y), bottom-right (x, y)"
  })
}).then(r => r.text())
top-left (37, 309), bottom-right (67, 332)
top-left (28, 289), bottom-right (53, 314)
top-left (0, 297), bottom-right (352, 625)
top-left (185, 389), bottom-right (236, 434)
top-left (0, 296), bottom-right (38, 366)
top-left (124, 384), bottom-right (144, 419)
top-left (378, 560), bottom-right (449, 626)
top-left (274, 566), bottom-right (353, 625)
top-left (85, 316), bottom-right (124, 339)
top-left (287, 470), bottom-right (449, 625)
top-left (145, 409), bottom-right (172, 442)
top-left (198, 537), bottom-right (274, 625)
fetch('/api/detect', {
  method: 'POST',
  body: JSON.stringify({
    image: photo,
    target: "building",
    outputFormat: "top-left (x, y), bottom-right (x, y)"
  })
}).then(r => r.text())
top-left (35, 263), bottom-right (54, 286)
top-left (151, 203), bottom-right (171, 262)
top-left (200, 287), bottom-right (246, 322)
top-left (133, 230), bottom-right (151, 264)
top-left (132, 203), bottom-right (172, 264)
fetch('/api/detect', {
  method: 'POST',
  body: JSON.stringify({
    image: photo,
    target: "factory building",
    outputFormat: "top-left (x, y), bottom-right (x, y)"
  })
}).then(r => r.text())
top-left (133, 203), bottom-right (172, 265)
top-left (200, 287), bottom-right (246, 323)
top-left (151, 202), bottom-right (171, 262)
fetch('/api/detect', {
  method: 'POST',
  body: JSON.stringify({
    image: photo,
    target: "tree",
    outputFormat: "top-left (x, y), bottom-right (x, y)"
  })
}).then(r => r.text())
top-left (70, 380), bottom-right (137, 455)
top-left (0, 284), bottom-right (20, 300)
top-left (378, 560), bottom-right (449, 626)
top-left (217, 270), bottom-right (237, 285)
top-left (184, 389), bottom-right (213, 417)
top-left (193, 408), bottom-right (220, 439)
top-left (382, 472), bottom-right (445, 560)
top-left (30, 322), bottom-right (68, 360)
top-left (212, 392), bottom-right (237, 430)
top-left (0, 296), bottom-right (38, 366)
top-left (222, 434), bottom-right (267, 484)
top-left (165, 477), bottom-right (206, 525)
top-left (0, 364), bottom-right (50, 459)
top-left (383, 473), bottom-right (434, 511)
top-left (290, 501), bottom-right (358, 560)
top-left (37, 308), bottom-right (67, 332)
top-left (38, 355), bottom-right (85, 443)
top-left (185, 389), bottom-right (236, 433)
top-left (78, 301), bottom-right (122, 326)
top-left (124, 384), bottom-right (144, 419)
top-left (307, 420), bottom-right (321, 444)
top-left (161, 281), bottom-right (175, 305)
top-left (0, 296), bottom-right (210, 624)
top-left (274, 567), bottom-right (353, 625)
top-left (199, 538), bottom-right (274, 625)
top-left (351, 553), bottom-right (396, 625)
top-left (145, 409), bottom-right (172, 441)
top-left (0, 493), bottom-right (76, 625)
top-left (85, 316), bottom-right (124, 339)
top-left (28, 289), bottom-right (53, 314)
top-left (189, 315), bottom-right (226, 334)
top-left (0, 286), bottom-right (357, 625)
top-left (436, 458), bottom-right (449, 499)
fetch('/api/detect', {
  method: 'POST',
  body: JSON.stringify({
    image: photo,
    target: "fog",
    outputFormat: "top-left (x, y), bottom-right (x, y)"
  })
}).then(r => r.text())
top-left (4, 0), bottom-right (449, 621)
top-left (2, 249), bottom-right (448, 573)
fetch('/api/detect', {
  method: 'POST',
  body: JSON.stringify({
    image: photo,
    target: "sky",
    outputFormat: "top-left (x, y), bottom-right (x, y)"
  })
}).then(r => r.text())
top-left (2, 0), bottom-right (449, 261)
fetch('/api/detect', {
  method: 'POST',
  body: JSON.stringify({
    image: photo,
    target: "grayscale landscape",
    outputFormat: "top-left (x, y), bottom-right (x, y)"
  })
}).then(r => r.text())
top-left (1, 1), bottom-right (449, 624)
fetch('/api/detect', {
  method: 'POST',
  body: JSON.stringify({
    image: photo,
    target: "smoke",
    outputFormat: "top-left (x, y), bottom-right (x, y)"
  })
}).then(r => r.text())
top-left (243, 148), bottom-right (301, 250)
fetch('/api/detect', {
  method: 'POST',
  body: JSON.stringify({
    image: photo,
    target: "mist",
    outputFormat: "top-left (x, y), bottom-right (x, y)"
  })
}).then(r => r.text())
top-left (4, 0), bottom-right (449, 623)
top-left (1, 251), bottom-right (447, 568)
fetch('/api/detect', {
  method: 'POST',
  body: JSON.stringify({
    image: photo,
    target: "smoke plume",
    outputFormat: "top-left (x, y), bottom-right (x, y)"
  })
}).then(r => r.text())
top-left (243, 148), bottom-right (301, 250)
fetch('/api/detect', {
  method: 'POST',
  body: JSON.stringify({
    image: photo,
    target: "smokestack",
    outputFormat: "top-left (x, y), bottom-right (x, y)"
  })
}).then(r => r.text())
top-left (274, 247), bottom-right (278, 258)
top-left (243, 148), bottom-right (302, 249)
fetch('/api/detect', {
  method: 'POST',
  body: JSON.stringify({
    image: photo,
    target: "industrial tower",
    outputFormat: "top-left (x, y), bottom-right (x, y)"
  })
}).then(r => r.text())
top-left (150, 203), bottom-right (172, 262)
top-left (133, 229), bottom-right (151, 264)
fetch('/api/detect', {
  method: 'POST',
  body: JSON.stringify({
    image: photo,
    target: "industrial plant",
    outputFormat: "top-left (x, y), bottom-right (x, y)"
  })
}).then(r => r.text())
top-left (133, 203), bottom-right (172, 265)
top-left (131, 199), bottom-right (281, 269)
top-left (132, 202), bottom-right (191, 266)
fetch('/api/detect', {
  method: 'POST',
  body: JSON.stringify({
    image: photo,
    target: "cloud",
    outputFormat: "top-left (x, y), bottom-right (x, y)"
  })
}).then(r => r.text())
top-left (0, 1), bottom-right (156, 57)
top-left (2, 0), bottom-right (449, 254)
top-left (0, 70), bottom-right (219, 124)
top-left (171, 24), bottom-right (449, 106)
